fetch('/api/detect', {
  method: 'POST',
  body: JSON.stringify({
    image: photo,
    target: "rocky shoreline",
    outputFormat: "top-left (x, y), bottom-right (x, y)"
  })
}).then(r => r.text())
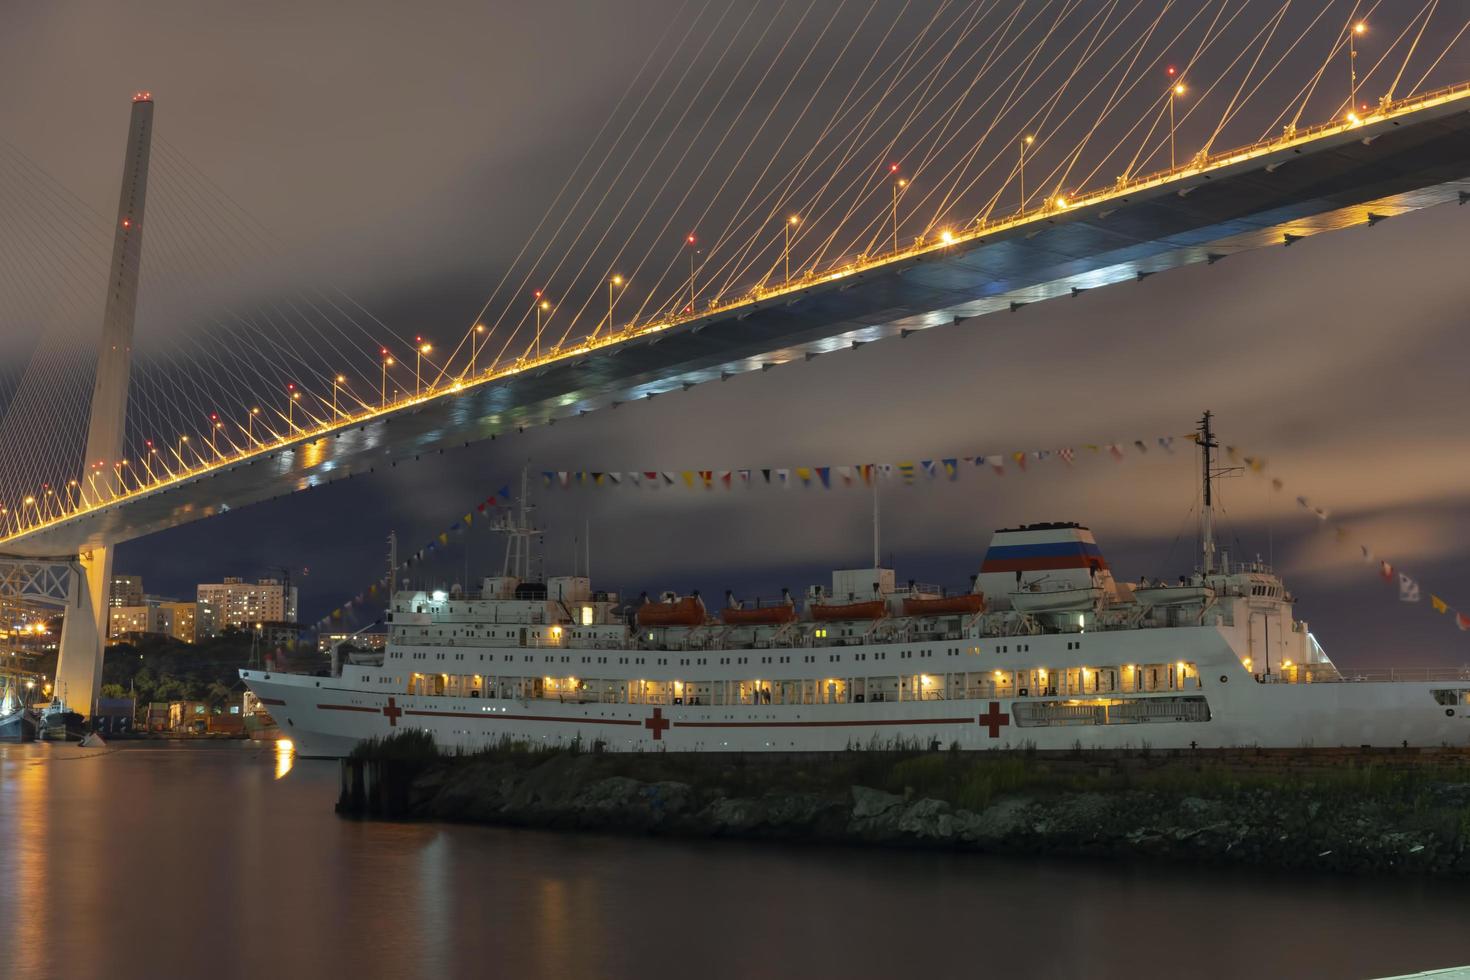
top-left (338, 737), bottom-right (1470, 876)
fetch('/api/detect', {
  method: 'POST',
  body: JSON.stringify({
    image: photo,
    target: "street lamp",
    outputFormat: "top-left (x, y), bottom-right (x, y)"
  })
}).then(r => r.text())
top-left (783, 216), bottom-right (799, 281)
top-left (533, 294), bottom-right (550, 358)
top-left (603, 276), bottom-right (623, 339)
top-left (1349, 21), bottom-right (1366, 113)
top-left (247, 406), bottom-right (261, 446)
top-left (1168, 70), bottom-right (1186, 169)
top-left (287, 384), bottom-right (301, 432)
top-left (332, 375), bottom-right (346, 418)
top-left (415, 337), bottom-right (432, 395)
top-left (684, 235), bottom-right (699, 312)
top-left (379, 348), bottom-right (393, 406)
top-left (889, 165), bottom-right (907, 251)
top-left (177, 435), bottom-right (190, 471)
top-left (471, 325), bottom-right (486, 375)
top-left (1019, 136), bottom-right (1033, 210)
top-left (209, 413), bottom-right (222, 459)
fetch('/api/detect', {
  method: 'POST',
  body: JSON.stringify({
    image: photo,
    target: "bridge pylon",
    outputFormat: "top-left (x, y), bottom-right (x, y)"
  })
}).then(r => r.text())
top-left (54, 92), bottom-right (153, 717)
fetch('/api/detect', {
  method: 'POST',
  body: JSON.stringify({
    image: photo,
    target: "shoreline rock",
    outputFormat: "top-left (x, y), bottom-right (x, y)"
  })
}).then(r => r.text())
top-left (337, 739), bottom-right (1470, 876)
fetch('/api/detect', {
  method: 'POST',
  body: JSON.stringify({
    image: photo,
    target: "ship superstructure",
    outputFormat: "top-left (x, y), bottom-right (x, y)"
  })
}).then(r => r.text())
top-left (243, 417), bottom-right (1470, 756)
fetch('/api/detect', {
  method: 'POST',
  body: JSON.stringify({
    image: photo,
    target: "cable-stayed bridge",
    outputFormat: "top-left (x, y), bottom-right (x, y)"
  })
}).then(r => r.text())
top-left (1, 2), bottom-right (1467, 711)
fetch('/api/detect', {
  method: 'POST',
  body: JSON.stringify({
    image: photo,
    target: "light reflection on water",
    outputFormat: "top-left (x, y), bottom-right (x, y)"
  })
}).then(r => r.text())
top-left (274, 738), bottom-right (294, 779)
top-left (1, 741), bottom-right (1468, 980)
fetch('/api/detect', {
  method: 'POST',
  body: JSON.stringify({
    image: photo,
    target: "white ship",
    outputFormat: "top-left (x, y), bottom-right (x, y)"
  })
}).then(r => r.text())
top-left (242, 415), bottom-right (1470, 757)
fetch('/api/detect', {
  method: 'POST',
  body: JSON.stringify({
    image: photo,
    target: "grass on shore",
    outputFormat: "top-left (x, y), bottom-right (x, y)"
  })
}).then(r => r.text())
top-left (349, 731), bottom-right (1470, 812)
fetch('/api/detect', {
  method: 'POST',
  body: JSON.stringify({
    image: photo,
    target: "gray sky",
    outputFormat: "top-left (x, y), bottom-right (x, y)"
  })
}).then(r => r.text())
top-left (2, 0), bottom-right (1468, 666)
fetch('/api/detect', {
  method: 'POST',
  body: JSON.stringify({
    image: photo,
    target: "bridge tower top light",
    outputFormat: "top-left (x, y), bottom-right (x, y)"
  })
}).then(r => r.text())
top-left (132, 91), bottom-right (152, 103)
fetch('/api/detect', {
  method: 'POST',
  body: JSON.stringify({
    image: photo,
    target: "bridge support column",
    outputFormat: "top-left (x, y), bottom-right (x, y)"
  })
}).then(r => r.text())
top-left (54, 549), bottom-right (110, 713)
top-left (54, 92), bottom-right (153, 717)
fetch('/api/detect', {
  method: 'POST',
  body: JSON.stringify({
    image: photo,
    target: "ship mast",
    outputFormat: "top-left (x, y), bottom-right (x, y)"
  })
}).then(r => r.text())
top-left (1198, 411), bottom-right (1218, 576)
top-left (499, 466), bottom-right (543, 581)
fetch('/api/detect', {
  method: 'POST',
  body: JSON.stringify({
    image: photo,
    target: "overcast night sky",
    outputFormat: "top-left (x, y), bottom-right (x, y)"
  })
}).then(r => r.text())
top-left (1, 0), bottom-right (1468, 668)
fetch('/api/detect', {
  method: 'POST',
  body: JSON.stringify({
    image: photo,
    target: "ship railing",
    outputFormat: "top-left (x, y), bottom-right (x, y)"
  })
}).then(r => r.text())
top-left (1273, 665), bottom-right (1470, 684)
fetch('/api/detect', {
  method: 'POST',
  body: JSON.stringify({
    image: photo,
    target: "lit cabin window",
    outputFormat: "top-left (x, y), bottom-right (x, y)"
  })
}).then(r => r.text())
top-left (581, 606), bottom-right (593, 626)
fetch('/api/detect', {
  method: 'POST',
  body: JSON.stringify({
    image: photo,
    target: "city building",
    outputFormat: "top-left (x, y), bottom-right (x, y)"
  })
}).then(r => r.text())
top-left (195, 578), bottom-right (299, 637)
top-left (159, 601), bottom-right (197, 644)
top-left (108, 603), bottom-right (171, 641)
top-left (317, 632), bottom-right (387, 654)
top-left (109, 575), bottom-right (144, 608)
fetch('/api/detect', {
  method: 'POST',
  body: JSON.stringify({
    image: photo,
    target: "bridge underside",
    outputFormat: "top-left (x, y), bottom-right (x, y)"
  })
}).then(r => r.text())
top-left (6, 97), bottom-right (1470, 558)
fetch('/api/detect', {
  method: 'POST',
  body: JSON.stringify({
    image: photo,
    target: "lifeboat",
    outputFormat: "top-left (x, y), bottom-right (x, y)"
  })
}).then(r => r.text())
top-left (809, 599), bottom-right (886, 621)
top-left (721, 604), bottom-right (798, 626)
top-left (636, 595), bottom-right (706, 627)
top-left (902, 593), bottom-right (986, 617)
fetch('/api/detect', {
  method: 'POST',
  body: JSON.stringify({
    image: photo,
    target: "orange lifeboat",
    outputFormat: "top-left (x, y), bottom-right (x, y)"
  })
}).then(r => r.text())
top-left (809, 599), bottom-right (886, 621)
top-left (902, 593), bottom-right (986, 617)
top-left (636, 595), bottom-right (706, 628)
top-left (721, 603), bottom-right (797, 626)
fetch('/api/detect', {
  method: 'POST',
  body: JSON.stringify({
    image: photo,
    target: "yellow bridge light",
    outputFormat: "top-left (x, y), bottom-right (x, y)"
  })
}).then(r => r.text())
top-left (1174, 83), bottom-right (1186, 97)
top-left (1354, 21), bottom-right (1366, 34)
top-left (939, 229), bottom-right (954, 244)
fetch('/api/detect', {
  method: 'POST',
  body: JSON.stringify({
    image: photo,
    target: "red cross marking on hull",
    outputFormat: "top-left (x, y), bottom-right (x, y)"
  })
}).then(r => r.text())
top-left (382, 697), bottom-right (403, 727)
top-left (978, 701), bottom-right (1009, 738)
top-left (644, 707), bottom-right (670, 740)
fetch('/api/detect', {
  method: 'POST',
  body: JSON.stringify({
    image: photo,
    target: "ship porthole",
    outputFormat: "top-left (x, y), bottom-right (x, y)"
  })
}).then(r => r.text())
top-left (1447, 708), bottom-right (1456, 718)
top-left (1218, 675), bottom-right (1228, 684)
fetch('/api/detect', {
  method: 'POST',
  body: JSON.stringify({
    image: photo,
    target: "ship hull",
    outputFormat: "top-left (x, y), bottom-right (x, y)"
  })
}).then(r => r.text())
top-left (241, 667), bottom-right (1470, 759)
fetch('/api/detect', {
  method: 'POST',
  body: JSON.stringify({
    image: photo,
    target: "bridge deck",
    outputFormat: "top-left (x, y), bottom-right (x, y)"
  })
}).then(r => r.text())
top-left (5, 86), bottom-right (1470, 558)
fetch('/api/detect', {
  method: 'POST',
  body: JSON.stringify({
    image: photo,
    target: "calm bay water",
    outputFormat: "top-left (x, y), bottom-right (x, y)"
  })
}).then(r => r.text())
top-left (1, 741), bottom-right (1467, 980)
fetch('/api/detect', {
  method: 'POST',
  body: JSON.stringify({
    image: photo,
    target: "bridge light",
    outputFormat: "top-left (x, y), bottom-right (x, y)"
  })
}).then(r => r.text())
top-left (1346, 111), bottom-right (1361, 125)
top-left (1055, 196), bottom-right (1068, 208)
top-left (939, 229), bottom-right (954, 244)
top-left (538, 302), bottom-right (549, 312)
top-left (1354, 21), bottom-right (1366, 34)
top-left (788, 215), bottom-right (799, 226)
top-left (419, 343), bottom-right (432, 353)
top-left (1023, 135), bottom-right (1034, 145)
top-left (1173, 83), bottom-right (1185, 96)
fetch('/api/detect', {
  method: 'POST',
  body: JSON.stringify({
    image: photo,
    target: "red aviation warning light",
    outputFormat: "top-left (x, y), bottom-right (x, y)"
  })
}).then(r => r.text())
top-left (1166, 65), bottom-right (1176, 77)
top-left (686, 233), bottom-right (697, 246)
top-left (132, 91), bottom-right (153, 103)
top-left (122, 218), bottom-right (131, 229)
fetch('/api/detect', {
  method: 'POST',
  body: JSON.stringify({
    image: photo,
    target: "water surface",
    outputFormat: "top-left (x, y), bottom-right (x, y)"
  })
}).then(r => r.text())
top-left (1, 741), bottom-right (1466, 980)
